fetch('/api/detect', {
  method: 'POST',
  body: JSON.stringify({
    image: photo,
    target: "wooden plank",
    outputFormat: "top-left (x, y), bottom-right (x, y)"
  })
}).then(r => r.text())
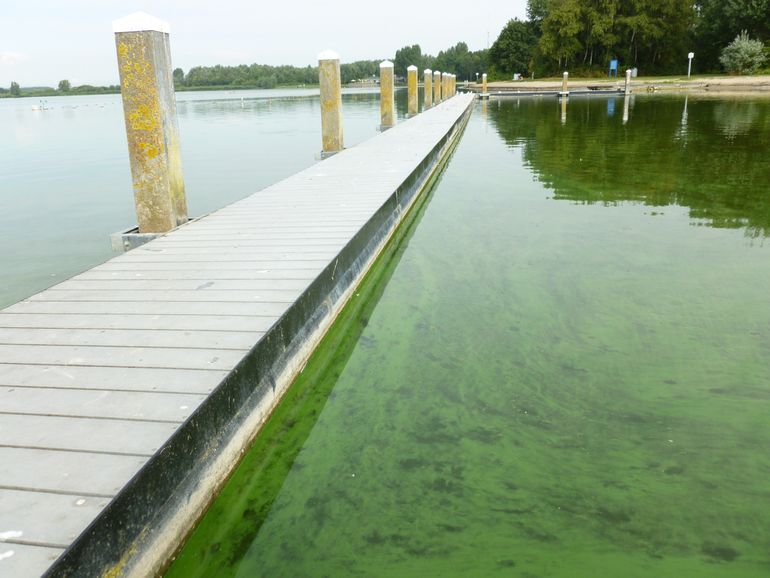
top-left (0, 365), bottom-right (224, 394)
top-left (0, 327), bottom-right (258, 350)
top-left (0, 488), bottom-right (107, 548)
top-left (0, 344), bottom-right (243, 371)
top-left (0, 387), bottom-right (203, 422)
top-left (52, 279), bottom-right (311, 291)
top-left (0, 543), bottom-right (64, 578)
top-left (0, 313), bottom-right (272, 333)
top-left (0, 414), bottom-right (178, 455)
top-left (71, 269), bottom-right (320, 281)
top-left (91, 260), bottom-right (328, 271)
top-left (0, 447), bottom-right (147, 495)
top-left (27, 289), bottom-right (301, 304)
top-left (2, 301), bottom-right (287, 317)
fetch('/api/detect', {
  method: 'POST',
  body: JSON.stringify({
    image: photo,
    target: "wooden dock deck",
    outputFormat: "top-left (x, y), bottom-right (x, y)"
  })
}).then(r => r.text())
top-left (0, 92), bottom-right (474, 577)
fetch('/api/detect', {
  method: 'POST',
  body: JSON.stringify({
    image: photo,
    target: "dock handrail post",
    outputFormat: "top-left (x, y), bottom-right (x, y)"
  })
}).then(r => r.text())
top-left (380, 60), bottom-right (395, 129)
top-left (625, 69), bottom-right (632, 95)
top-left (561, 71), bottom-right (569, 96)
top-left (434, 70), bottom-right (442, 103)
top-left (113, 11), bottom-right (188, 234)
top-left (318, 50), bottom-right (344, 157)
top-left (424, 68), bottom-right (433, 108)
top-left (407, 65), bottom-right (418, 116)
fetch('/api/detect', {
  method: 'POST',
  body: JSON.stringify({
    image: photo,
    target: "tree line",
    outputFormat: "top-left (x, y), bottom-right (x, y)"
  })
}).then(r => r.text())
top-left (488, 0), bottom-right (770, 78)
top-left (173, 42), bottom-right (488, 89)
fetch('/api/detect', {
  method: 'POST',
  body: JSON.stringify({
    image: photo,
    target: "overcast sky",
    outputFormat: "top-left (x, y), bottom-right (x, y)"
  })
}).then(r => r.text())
top-left (1, 0), bottom-right (528, 87)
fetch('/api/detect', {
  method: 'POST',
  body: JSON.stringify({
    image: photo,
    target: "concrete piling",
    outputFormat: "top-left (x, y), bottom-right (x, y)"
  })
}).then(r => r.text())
top-left (442, 73), bottom-right (448, 101)
top-left (434, 70), bottom-right (442, 103)
top-left (407, 65), bottom-right (418, 116)
top-left (560, 71), bottom-right (569, 96)
top-left (318, 50), bottom-right (344, 157)
top-left (113, 12), bottom-right (187, 234)
top-left (481, 73), bottom-right (488, 99)
top-left (380, 60), bottom-right (395, 129)
top-left (424, 69), bottom-right (433, 108)
top-left (625, 69), bottom-right (632, 95)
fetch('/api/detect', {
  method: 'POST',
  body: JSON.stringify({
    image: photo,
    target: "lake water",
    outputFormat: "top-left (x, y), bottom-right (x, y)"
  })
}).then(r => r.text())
top-left (0, 87), bottom-right (409, 308)
top-left (166, 94), bottom-right (770, 577)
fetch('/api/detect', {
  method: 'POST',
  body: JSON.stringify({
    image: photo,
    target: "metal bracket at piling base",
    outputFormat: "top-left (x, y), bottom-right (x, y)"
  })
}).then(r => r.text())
top-left (479, 93), bottom-right (490, 100)
top-left (110, 218), bottom-right (198, 253)
top-left (317, 150), bottom-right (342, 160)
top-left (110, 227), bottom-right (162, 253)
top-left (558, 92), bottom-right (570, 97)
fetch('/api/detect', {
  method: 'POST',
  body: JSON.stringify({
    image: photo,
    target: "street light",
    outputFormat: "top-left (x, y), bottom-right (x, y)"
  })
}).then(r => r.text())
top-left (687, 52), bottom-right (695, 78)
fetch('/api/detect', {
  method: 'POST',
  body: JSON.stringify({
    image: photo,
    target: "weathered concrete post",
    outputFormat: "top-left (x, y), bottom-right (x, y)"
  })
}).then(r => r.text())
top-left (424, 68), bottom-right (433, 108)
top-left (560, 71), bottom-right (569, 96)
top-left (380, 60), bottom-right (395, 129)
top-left (113, 11), bottom-right (187, 233)
top-left (452, 74), bottom-right (456, 95)
top-left (481, 73), bottom-right (488, 99)
top-left (318, 50), bottom-right (344, 157)
top-left (407, 65), bottom-right (418, 116)
top-left (434, 70), bottom-right (442, 103)
top-left (625, 69), bottom-right (632, 95)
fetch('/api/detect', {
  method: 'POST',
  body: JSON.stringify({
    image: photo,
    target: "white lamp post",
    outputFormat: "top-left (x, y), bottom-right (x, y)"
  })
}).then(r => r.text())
top-left (687, 52), bottom-right (695, 78)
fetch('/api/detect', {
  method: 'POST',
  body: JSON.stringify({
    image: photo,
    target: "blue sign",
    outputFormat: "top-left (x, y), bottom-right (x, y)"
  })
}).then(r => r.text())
top-left (609, 59), bottom-right (618, 77)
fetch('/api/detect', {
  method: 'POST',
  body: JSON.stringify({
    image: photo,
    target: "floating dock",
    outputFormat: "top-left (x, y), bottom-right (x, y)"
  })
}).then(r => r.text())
top-left (0, 93), bottom-right (475, 577)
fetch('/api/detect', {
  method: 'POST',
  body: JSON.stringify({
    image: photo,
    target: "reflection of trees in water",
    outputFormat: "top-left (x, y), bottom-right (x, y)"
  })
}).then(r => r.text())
top-left (713, 101), bottom-right (762, 139)
top-left (488, 95), bottom-right (770, 237)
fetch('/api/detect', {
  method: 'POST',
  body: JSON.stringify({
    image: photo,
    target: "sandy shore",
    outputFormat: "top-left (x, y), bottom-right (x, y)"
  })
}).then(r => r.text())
top-left (472, 75), bottom-right (770, 94)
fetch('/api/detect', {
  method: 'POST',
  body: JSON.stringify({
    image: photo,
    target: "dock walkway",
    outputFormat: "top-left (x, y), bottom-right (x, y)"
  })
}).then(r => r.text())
top-left (0, 92), bottom-right (474, 577)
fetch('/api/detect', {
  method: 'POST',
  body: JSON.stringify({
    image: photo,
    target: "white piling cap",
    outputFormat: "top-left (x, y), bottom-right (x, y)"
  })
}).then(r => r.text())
top-left (113, 11), bottom-right (170, 34)
top-left (434, 70), bottom-right (441, 75)
top-left (317, 50), bottom-right (339, 61)
top-left (443, 72), bottom-right (449, 77)
top-left (424, 68), bottom-right (432, 74)
top-left (482, 73), bottom-right (488, 78)
top-left (380, 60), bottom-right (394, 68)
top-left (407, 65), bottom-right (418, 71)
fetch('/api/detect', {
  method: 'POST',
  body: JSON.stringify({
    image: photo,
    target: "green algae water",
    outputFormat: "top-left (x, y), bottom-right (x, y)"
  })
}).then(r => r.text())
top-left (166, 95), bottom-right (770, 578)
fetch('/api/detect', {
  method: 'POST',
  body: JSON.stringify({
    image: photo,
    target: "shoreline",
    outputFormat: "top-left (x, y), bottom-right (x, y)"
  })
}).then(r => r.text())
top-left (473, 74), bottom-right (770, 94)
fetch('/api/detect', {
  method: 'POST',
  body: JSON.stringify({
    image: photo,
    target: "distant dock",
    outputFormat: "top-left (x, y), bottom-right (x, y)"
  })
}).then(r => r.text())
top-left (0, 93), bottom-right (475, 577)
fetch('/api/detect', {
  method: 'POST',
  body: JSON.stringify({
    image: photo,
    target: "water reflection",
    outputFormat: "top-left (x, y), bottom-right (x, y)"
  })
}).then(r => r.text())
top-left (0, 89), bottom-right (394, 307)
top-left (488, 95), bottom-right (770, 237)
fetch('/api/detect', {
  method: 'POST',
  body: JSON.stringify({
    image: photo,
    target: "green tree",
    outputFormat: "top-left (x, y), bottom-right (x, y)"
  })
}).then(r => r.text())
top-left (57, 79), bottom-right (71, 92)
top-left (694, 0), bottom-right (770, 71)
top-left (172, 68), bottom-right (185, 86)
top-left (535, 0), bottom-right (695, 74)
top-left (9, 81), bottom-right (20, 96)
top-left (719, 30), bottom-right (767, 73)
top-left (490, 18), bottom-right (538, 76)
top-left (394, 44), bottom-right (422, 77)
